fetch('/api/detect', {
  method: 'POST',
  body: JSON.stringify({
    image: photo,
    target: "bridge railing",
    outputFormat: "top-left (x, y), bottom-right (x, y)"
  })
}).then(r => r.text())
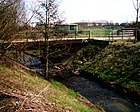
top-left (11, 28), bottom-right (135, 42)
top-left (64, 28), bottom-right (135, 41)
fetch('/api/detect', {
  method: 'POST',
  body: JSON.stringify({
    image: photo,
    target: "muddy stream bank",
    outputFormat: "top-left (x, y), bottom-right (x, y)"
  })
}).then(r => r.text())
top-left (15, 53), bottom-right (140, 112)
top-left (59, 75), bottom-right (140, 112)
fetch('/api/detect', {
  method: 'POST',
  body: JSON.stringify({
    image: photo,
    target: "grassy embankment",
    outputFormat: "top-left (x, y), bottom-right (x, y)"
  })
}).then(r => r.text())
top-left (72, 41), bottom-right (140, 93)
top-left (65, 28), bottom-right (115, 38)
top-left (0, 64), bottom-right (103, 112)
top-left (83, 28), bottom-right (113, 36)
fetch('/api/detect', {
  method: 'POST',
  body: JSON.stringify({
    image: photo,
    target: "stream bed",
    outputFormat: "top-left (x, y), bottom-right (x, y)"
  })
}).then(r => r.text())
top-left (16, 53), bottom-right (140, 112)
top-left (60, 76), bottom-right (140, 112)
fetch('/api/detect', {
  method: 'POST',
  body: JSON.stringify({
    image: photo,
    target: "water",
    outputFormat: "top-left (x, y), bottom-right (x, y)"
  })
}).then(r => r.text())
top-left (16, 53), bottom-right (45, 74)
top-left (62, 76), bottom-right (140, 112)
top-left (16, 54), bottom-right (140, 112)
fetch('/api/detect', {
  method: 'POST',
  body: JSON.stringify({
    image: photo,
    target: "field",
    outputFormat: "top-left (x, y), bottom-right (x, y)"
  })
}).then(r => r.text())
top-left (0, 64), bottom-right (102, 112)
top-left (81, 28), bottom-right (118, 37)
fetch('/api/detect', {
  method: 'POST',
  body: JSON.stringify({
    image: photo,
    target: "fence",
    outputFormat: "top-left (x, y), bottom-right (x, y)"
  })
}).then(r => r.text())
top-left (66, 28), bottom-right (135, 40)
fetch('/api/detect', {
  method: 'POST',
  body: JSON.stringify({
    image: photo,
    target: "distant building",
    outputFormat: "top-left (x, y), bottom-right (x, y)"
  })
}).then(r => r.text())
top-left (74, 22), bottom-right (109, 27)
top-left (55, 24), bottom-right (78, 34)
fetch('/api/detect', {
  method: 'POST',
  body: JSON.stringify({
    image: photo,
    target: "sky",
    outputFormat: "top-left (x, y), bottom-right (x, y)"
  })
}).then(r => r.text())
top-left (59, 0), bottom-right (136, 23)
top-left (25, 0), bottom-right (137, 23)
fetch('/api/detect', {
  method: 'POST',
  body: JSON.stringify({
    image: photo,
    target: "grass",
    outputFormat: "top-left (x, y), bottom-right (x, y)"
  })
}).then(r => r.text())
top-left (0, 64), bottom-right (100, 112)
top-left (25, 50), bottom-right (42, 56)
top-left (83, 28), bottom-right (114, 36)
top-left (72, 41), bottom-right (140, 93)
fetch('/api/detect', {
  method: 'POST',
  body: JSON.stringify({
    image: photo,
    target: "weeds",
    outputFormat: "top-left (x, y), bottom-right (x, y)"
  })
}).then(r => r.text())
top-left (0, 64), bottom-right (100, 112)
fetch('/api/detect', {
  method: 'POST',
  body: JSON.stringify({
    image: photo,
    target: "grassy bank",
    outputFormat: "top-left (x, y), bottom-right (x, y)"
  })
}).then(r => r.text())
top-left (83, 28), bottom-right (113, 36)
top-left (72, 41), bottom-right (140, 93)
top-left (0, 64), bottom-right (102, 112)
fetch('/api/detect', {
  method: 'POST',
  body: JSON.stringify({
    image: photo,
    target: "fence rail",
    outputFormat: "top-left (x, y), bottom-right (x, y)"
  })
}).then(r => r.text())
top-left (10, 28), bottom-right (135, 42)
top-left (66, 28), bottom-right (135, 41)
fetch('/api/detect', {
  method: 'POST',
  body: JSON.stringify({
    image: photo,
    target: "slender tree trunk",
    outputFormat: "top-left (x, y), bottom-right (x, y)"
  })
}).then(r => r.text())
top-left (134, 0), bottom-right (140, 41)
top-left (44, 0), bottom-right (49, 80)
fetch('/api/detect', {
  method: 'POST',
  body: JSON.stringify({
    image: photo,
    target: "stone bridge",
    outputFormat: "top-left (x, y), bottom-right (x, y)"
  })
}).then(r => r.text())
top-left (9, 38), bottom-right (110, 51)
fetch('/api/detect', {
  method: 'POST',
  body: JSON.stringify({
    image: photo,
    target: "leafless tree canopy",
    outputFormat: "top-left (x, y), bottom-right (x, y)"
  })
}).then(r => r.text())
top-left (34, 0), bottom-right (64, 25)
top-left (132, 0), bottom-right (140, 41)
top-left (0, 0), bottom-right (25, 57)
top-left (0, 0), bottom-right (64, 58)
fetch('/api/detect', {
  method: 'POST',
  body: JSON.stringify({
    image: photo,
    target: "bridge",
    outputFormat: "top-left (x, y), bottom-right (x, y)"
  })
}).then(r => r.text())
top-left (3, 34), bottom-right (135, 77)
top-left (2, 27), bottom-right (133, 49)
top-left (11, 33), bottom-right (135, 43)
top-left (3, 33), bottom-right (134, 51)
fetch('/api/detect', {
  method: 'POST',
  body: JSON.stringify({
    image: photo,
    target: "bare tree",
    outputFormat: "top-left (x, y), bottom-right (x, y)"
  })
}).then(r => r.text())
top-left (34, 0), bottom-right (64, 36)
top-left (31, 0), bottom-right (65, 79)
top-left (132, 0), bottom-right (140, 41)
top-left (0, 0), bottom-right (26, 58)
top-left (0, 0), bottom-right (65, 79)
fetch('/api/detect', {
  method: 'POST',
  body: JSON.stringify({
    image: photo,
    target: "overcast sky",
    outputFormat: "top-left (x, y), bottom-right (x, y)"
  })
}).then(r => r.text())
top-left (25, 0), bottom-right (137, 23)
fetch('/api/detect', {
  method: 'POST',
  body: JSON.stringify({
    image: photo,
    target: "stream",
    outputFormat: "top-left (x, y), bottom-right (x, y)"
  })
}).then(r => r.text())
top-left (61, 76), bottom-right (140, 112)
top-left (17, 54), bottom-right (140, 112)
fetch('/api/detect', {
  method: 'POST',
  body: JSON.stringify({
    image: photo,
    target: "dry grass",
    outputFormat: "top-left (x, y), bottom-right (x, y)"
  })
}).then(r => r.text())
top-left (0, 64), bottom-right (103, 112)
